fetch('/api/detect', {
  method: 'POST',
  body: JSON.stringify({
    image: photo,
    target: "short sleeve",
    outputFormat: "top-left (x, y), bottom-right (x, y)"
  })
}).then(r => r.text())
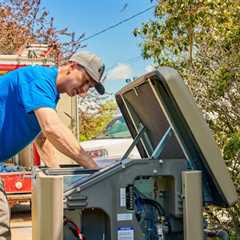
top-left (18, 79), bottom-right (57, 113)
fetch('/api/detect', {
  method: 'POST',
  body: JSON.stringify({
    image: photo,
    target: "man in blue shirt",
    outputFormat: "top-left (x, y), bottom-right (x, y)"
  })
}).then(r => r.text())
top-left (0, 51), bottom-right (105, 239)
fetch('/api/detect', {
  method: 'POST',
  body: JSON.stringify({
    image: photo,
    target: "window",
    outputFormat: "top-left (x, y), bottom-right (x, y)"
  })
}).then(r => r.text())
top-left (96, 116), bottom-right (131, 139)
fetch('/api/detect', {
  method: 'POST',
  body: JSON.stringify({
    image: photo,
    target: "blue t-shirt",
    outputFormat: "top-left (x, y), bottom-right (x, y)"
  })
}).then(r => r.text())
top-left (0, 65), bottom-right (59, 161)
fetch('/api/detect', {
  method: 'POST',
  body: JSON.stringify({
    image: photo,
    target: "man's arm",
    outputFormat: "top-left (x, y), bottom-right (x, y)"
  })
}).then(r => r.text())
top-left (34, 107), bottom-right (97, 169)
top-left (35, 133), bottom-right (59, 168)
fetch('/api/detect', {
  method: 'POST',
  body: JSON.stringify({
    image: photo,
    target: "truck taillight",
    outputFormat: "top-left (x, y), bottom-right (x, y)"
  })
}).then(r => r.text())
top-left (15, 181), bottom-right (23, 190)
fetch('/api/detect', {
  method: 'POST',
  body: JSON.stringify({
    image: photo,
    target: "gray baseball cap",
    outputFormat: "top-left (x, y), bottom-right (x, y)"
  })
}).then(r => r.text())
top-left (69, 51), bottom-right (105, 95)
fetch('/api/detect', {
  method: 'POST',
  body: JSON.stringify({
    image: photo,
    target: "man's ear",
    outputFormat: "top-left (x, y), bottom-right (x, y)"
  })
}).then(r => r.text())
top-left (66, 62), bottom-right (75, 75)
top-left (69, 62), bottom-right (76, 69)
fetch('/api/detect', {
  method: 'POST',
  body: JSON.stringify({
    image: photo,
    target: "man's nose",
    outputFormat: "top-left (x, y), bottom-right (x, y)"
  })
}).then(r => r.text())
top-left (83, 83), bottom-right (90, 92)
top-left (78, 84), bottom-right (90, 97)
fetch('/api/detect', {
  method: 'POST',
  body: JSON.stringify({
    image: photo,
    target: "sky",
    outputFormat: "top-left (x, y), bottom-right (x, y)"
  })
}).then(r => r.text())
top-left (40, 0), bottom-right (156, 96)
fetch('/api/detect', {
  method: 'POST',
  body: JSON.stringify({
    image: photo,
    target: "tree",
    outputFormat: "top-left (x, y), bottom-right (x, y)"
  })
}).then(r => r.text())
top-left (134, 0), bottom-right (240, 237)
top-left (0, 0), bottom-right (85, 58)
top-left (79, 99), bottom-right (117, 141)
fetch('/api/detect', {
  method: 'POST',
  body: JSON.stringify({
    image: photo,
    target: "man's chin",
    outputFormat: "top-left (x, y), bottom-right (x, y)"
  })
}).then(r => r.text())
top-left (68, 89), bottom-right (77, 97)
top-left (79, 92), bottom-right (87, 97)
top-left (66, 92), bottom-right (73, 97)
top-left (67, 89), bottom-right (86, 97)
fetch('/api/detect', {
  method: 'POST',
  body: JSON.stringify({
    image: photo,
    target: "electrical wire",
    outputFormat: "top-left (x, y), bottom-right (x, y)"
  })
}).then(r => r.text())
top-left (64, 216), bottom-right (85, 240)
top-left (134, 187), bottom-right (165, 214)
top-left (81, 6), bottom-right (155, 42)
top-left (142, 198), bottom-right (165, 216)
top-left (134, 186), bottom-right (172, 237)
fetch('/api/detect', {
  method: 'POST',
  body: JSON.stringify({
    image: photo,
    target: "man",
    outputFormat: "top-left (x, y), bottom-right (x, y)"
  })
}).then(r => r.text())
top-left (0, 51), bottom-right (105, 239)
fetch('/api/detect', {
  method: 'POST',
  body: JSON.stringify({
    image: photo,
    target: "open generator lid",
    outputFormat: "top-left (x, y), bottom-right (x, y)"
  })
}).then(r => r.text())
top-left (116, 67), bottom-right (237, 207)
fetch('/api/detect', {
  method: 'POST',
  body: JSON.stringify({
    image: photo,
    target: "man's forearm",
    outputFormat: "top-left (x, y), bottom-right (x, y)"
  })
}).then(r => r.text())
top-left (34, 108), bottom-right (97, 169)
top-left (45, 122), bottom-right (97, 168)
top-left (35, 134), bottom-right (59, 168)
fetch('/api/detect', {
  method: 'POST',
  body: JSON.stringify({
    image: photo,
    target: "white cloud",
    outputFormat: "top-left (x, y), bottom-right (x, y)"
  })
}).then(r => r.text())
top-left (107, 63), bottom-right (133, 80)
top-left (145, 65), bottom-right (155, 73)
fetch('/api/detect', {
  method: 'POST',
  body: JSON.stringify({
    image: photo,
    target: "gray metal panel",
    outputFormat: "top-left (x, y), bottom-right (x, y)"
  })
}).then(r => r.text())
top-left (64, 159), bottom-right (187, 239)
top-left (116, 79), bottom-right (185, 159)
top-left (116, 68), bottom-right (237, 206)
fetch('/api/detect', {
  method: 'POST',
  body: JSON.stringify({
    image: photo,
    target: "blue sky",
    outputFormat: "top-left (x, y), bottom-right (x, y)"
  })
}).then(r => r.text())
top-left (40, 0), bottom-right (155, 95)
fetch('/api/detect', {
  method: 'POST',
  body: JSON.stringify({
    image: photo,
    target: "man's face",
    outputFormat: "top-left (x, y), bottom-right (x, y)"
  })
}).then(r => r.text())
top-left (64, 63), bottom-right (96, 97)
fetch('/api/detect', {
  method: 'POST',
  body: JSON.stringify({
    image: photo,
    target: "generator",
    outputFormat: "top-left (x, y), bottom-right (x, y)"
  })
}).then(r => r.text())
top-left (32, 67), bottom-right (237, 240)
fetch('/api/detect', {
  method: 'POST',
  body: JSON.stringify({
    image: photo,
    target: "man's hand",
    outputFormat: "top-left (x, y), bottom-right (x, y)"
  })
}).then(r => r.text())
top-left (34, 107), bottom-right (97, 169)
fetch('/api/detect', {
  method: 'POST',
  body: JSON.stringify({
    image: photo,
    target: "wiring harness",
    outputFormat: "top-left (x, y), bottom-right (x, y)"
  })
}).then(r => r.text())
top-left (134, 187), bottom-right (171, 240)
top-left (64, 216), bottom-right (86, 240)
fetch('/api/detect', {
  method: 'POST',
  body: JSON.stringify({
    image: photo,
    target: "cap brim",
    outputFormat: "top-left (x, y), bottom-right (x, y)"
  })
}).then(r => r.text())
top-left (95, 82), bottom-right (105, 95)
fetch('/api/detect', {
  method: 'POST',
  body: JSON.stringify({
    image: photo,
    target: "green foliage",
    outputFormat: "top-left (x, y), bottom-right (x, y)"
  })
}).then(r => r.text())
top-left (134, 0), bottom-right (240, 236)
top-left (79, 100), bottom-right (117, 141)
top-left (134, 0), bottom-right (240, 65)
top-left (224, 133), bottom-right (240, 160)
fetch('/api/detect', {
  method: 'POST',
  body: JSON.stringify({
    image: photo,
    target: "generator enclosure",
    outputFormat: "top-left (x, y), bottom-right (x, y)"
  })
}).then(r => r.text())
top-left (34, 68), bottom-right (237, 240)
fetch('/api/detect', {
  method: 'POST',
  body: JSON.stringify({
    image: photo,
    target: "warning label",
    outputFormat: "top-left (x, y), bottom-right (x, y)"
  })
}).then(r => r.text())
top-left (117, 227), bottom-right (134, 240)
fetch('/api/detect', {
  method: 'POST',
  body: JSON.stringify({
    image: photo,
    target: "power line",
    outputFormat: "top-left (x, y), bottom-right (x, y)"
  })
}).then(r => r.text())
top-left (81, 6), bottom-right (155, 42)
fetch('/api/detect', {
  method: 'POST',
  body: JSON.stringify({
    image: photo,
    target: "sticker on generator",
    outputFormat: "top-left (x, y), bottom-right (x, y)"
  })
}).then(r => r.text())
top-left (120, 188), bottom-right (126, 207)
top-left (117, 213), bottom-right (133, 221)
top-left (117, 227), bottom-right (134, 240)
